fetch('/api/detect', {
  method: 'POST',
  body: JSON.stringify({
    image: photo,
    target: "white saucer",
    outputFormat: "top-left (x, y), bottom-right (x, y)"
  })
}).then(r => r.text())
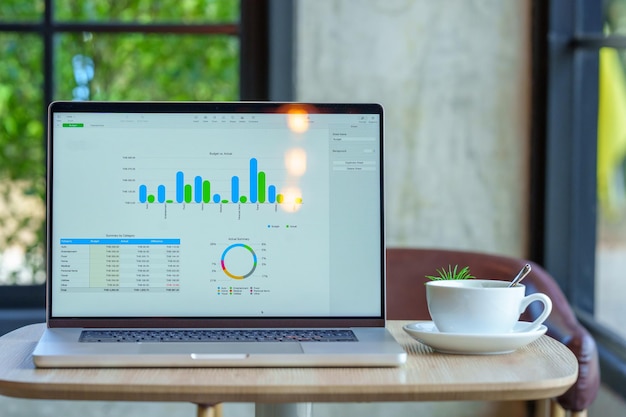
top-left (402, 321), bottom-right (547, 355)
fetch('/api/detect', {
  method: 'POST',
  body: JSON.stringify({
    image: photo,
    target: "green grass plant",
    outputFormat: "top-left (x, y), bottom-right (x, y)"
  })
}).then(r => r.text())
top-left (426, 265), bottom-right (475, 281)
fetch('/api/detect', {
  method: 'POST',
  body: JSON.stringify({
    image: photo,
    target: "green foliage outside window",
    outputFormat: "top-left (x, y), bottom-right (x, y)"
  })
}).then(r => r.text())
top-left (0, 32), bottom-right (46, 285)
top-left (0, 0), bottom-right (44, 22)
top-left (54, 33), bottom-right (238, 102)
top-left (54, 0), bottom-right (238, 23)
top-left (0, 0), bottom-right (240, 284)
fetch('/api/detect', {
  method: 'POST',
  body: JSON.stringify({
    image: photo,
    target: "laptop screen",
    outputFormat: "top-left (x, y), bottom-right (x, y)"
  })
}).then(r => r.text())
top-left (48, 102), bottom-right (384, 325)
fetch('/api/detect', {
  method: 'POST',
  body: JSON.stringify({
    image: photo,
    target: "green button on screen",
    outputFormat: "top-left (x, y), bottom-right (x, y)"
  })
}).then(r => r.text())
top-left (62, 123), bottom-right (84, 127)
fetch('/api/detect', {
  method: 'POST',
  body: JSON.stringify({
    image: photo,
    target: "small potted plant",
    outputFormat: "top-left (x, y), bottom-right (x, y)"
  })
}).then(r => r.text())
top-left (426, 265), bottom-right (475, 281)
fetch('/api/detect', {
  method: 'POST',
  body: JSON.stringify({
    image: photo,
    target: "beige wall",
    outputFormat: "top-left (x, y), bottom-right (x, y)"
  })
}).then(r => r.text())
top-left (296, 0), bottom-right (531, 257)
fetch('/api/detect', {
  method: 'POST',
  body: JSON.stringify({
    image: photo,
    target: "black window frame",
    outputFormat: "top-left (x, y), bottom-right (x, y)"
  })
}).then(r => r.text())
top-left (0, 0), bottom-right (292, 334)
top-left (532, 0), bottom-right (626, 399)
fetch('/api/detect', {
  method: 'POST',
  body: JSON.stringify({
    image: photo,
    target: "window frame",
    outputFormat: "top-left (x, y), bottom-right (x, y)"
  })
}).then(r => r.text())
top-left (533, 0), bottom-right (626, 398)
top-left (0, 0), bottom-right (280, 332)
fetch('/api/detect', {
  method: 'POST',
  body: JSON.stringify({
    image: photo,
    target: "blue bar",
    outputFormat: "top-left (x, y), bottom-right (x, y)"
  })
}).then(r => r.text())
top-left (60, 239), bottom-right (181, 245)
top-left (249, 158), bottom-right (258, 203)
top-left (213, 194), bottom-right (221, 203)
top-left (231, 176), bottom-right (239, 203)
top-left (176, 171), bottom-right (184, 203)
top-left (157, 185), bottom-right (166, 203)
top-left (139, 185), bottom-right (147, 203)
top-left (268, 185), bottom-right (276, 203)
top-left (194, 176), bottom-right (203, 203)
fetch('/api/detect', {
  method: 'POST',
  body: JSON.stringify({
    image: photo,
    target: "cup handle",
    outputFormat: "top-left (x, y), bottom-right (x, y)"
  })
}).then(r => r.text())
top-left (517, 293), bottom-right (552, 332)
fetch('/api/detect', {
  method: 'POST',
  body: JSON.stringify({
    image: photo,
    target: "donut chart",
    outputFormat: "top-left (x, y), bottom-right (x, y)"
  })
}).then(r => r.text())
top-left (220, 243), bottom-right (257, 279)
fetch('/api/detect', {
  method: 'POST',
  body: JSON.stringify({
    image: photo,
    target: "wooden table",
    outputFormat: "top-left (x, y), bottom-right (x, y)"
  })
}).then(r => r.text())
top-left (0, 322), bottom-right (578, 417)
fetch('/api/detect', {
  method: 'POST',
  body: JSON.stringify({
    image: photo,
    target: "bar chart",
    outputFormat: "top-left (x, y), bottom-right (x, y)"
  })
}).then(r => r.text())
top-left (137, 158), bottom-right (303, 205)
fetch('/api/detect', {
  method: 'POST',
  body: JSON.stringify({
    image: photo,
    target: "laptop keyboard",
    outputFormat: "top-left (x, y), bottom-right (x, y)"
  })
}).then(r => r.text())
top-left (79, 329), bottom-right (359, 343)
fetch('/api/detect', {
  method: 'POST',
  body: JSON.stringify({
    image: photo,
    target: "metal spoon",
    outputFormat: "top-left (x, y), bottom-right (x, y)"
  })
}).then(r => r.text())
top-left (508, 263), bottom-right (532, 287)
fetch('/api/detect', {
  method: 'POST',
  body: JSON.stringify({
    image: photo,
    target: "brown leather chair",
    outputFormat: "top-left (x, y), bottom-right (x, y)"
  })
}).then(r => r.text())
top-left (386, 248), bottom-right (600, 417)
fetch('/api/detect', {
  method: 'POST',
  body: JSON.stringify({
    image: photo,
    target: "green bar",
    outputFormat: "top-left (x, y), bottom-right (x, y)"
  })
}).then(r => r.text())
top-left (202, 180), bottom-right (211, 203)
top-left (184, 184), bottom-right (192, 203)
top-left (276, 194), bottom-right (284, 204)
top-left (239, 196), bottom-right (248, 203)
top-left (166, 199), bottom-right (173, 203)
top-left (221, 199), bottom-right (229, 203)
top-left (147, 195), bottom-right (156, 203)
top-left (258, 172), bottom-right (266, 203)
top-left (62, 123), bottom-right (84, 127)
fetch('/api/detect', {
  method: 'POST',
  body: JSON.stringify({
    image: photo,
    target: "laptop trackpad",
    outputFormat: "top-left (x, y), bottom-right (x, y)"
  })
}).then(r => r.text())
top-left (139, 342), bottom-right (304, 355)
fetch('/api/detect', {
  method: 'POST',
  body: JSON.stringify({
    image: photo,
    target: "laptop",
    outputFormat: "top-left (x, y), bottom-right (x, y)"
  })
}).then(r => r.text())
top-left (33, 101), bottom-right (407, 368)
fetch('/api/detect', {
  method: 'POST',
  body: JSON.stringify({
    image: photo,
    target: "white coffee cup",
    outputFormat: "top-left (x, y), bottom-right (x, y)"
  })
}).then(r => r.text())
top-left (425, 279), bottom-right (552, 334)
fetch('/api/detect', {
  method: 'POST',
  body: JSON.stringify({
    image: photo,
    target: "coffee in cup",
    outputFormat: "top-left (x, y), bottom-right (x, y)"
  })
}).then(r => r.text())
top-left (425, 279), bottom-right (552, 334)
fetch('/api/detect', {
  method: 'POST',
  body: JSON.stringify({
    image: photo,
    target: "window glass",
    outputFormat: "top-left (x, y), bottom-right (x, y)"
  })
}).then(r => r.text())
top-left (0, 33), bottom-right (45, 285)
top-left (0, 0), bottom-right (44, 22)
top-left (605, 0), bottom-right (626, 35)
top-left (53, 33), bottom-right (239, 101)
top-left (0, 1), bottom-right (240, 288)
top-left (54, 0), bottom-right (239, 23)
top-left (596, 45), bottom-right (626, 339)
